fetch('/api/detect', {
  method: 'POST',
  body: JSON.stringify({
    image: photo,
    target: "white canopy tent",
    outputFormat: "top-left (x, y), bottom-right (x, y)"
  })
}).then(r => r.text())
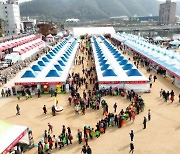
top-left (0, 35), bottom-right (38, 52)
top-left (92, 36), bottom-right (149, 92)
top-left (113, 33), bottom-right (180, 88)
top-left (0, 120), bottom-right (29, 154)
top-left (73, 27), bottom-right (115, 36)
top-left (15, 37), bottom-right (79, 86)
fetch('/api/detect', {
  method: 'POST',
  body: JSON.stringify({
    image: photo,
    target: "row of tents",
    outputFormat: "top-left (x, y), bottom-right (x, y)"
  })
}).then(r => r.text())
top-left (92, 36), bottom-right (149, 92)
top-left (15, 37), bottom-right (79, 86)
top-left (153, 36), bottom-right (180, 46)
top-left (114, 33), bottom-right (180, 79)
top-left (113, 33), bottom-right (180, 88)
top-left (0, 34), bottom-right (38, 52)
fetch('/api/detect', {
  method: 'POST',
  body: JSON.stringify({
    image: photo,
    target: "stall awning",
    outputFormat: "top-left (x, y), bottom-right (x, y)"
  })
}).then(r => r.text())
top-left (0, 120), bottom-right (28, 154)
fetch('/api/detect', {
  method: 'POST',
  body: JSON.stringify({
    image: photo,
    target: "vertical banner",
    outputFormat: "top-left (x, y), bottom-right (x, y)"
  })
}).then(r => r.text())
top-left (56, 84), bottom-right (62, 93)
top-left (66, 84), bottom-right (70, 93)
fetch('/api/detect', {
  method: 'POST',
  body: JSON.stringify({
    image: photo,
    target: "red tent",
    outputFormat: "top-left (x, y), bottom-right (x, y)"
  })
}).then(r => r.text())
top-left (19, 49), bottom-right (27, 55)
top-left (0, 46), bottom-right (6, 52)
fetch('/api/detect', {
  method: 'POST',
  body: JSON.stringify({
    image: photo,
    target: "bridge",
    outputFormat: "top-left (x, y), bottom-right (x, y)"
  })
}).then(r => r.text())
top-left (115, 25), bottom-right (180, 32)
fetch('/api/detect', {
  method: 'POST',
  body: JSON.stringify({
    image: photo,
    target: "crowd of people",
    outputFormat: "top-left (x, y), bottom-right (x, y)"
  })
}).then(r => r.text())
top-left (37, 125), bottom-right (73, 153)
top-left (159, 89), bottom-right (177, 103)
top-left (1, 35), bottom-right (179, 154)
top-left (34, 38), bottom-right (148, 154)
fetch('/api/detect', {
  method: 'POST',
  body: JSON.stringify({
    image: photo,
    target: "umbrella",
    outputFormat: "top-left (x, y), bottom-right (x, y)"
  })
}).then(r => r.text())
top-left (169, 40), bottom-right (180, 46)
top-left (153, 36), bottom-right (164, 41)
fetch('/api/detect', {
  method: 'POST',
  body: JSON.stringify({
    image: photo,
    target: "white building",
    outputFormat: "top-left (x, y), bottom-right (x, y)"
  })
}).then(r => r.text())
top-left (0, 0), bottom-right (21, 36)
top-left (66, 18), bottom-right (80, 23)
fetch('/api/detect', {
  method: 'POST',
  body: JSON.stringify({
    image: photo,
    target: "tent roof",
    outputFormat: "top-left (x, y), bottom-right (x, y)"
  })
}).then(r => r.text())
top-left (46, 69), bottom-right (60, 77)
top-left (15, 37), bottom-right (79, 84)
top-left (42, 57), bottom-right (50, 63)
top-left (92, 36), bottom-right (148, 83)
top-left (21, 70), bottom-right (37, 78)
top-left (122, 64), bottom-right (133, 70)
top-left (73, 27), bottom-right (115, 36)
top-left (126, 69), bottom-right (142, 76)
top-left (169, 40), bottom-right (180, 46)
top-left (38, 60), bottom-right (46, 66)
top-left (58, 60), bottom-right (65, 66)
top-left (102, 69), bottom-right (117, 77)
top-left (153, 36), bottom-right (164, 41)
top-left (46, 34), bottom-right (54, 38)
top-left (32, 65), bottom-right (42, 71)
top-left (0, 120), bottom-right (28, 154)
top-left (114, 33), bottom-right (180, 78)
top-left (101, 64), bottom-right (110, 71)
top-left (119, 59), bottom-right (128, 65)
top-left (54, 64), bottom-right (63, 71)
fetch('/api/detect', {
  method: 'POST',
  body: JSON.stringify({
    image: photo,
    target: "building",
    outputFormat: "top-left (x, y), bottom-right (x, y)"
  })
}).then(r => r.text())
top-left (159, 0), bottom-right (176, 25)
top-left (109, 16), bottom-right (129, 21)
top-left (21, 17), bottom-right (36, 33)
top-left (130, 16), bottom-right (159, 22)
top-left (0, 18), bottom-right (6, 36)
top-left (176, 16), bottom-right (180, 25)
top-left (0, 0), bottom-right (21, 36)
top-left (66, 18), bottom-right (80, 23)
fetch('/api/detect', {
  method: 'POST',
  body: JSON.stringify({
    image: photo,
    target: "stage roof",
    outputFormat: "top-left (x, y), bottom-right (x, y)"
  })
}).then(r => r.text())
top-left (73, 27), bottom-right (115, 36)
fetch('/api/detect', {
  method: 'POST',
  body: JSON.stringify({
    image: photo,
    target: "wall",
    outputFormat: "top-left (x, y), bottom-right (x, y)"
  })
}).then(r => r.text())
top-left (0, 2), bottom-right (21, 36)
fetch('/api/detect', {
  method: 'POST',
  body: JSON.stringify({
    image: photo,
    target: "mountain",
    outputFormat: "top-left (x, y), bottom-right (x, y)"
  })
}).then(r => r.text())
top-left (20, 0), bottom-right (180, 21)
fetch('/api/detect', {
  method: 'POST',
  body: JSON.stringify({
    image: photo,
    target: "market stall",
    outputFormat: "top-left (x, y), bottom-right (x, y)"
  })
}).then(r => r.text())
top-left (112, 33), bottom-right (180, 88)
top-left (91, 36), bottom-right (149, 92)
top-left (15, 37), bottom-right (79, 93)
top-left (0, 120), bottom-right (31, 154)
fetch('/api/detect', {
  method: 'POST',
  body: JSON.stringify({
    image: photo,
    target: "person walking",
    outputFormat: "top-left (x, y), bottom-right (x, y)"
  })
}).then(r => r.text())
top-left (86, 145), bottom-right (92, 154)
top-left (38, 141), bottom-right (43, 154)
top-left (143, 116), bottom-right (147, 129)
top-left (68, 133), bottom-right (73, 144)
top-left (50, 88), bottom-right (53, 97)
top-left (17, 93), bottom-right (20, 100)
top-left (153, 75), bottom-right (157, 82)
top-left (43, 105), bottom-right (47, 114)
top-left (67, 126), bottom-right (72, 144)
top-left (54, 90), bottom-right (57, 97)
top-left (149, 80), bottom-right (152, 88)
top-left (68, 96), bottom-right (72, 105)
top-left (84, 133), bottom-right (88, 146)
top-left (77, 129), bottom-right (82, 144)
top-left (129, 130), bottom-right (134, 141)
top-left (148, 109), bottom-right (151, 121)
top-left (113, 103), bottom-right (117, 113)
top-left (129, 142), bottom-right (134, 154)
top-left (51, 105), bottom-right (56, 116)
top-left (37, 89), bottom-right (41, 98)
top-left (1, 89), bottom-right (5, 97)
top-left (160, 89), bottom-right (163, 98)
top-left (53, 135), bottom-right (58, 149)
top-left (170, 90), bottom-right (175, 103)
top-left (81, 145), bottom-right (87, 154)
top-left (16, 104), bottom-right (20, 115)
top-left (48, 123), bottom-right (53, 133)
top-left (75, 104), bottom-right (79, 115)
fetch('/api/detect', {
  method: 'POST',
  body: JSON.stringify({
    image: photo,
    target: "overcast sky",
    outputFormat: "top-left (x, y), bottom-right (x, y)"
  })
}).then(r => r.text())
top-left (1, 0), bottom-right (180, 3)
top-left (17, 0), bottom-right (180, 2)
top-left (18, 0), bottom-right (180, 2)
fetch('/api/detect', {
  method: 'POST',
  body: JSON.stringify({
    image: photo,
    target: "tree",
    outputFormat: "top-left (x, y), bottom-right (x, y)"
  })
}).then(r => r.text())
top-left (0, 29), bottom-right (2, 37)
top-left (37, 23), bottom-right (57, 36)
top-left (37, 23), bottom-right (51, 36)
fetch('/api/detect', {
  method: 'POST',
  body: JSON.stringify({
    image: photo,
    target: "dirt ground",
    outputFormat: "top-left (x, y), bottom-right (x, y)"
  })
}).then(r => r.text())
top-left (0, 40), bottom-right (180, 154)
